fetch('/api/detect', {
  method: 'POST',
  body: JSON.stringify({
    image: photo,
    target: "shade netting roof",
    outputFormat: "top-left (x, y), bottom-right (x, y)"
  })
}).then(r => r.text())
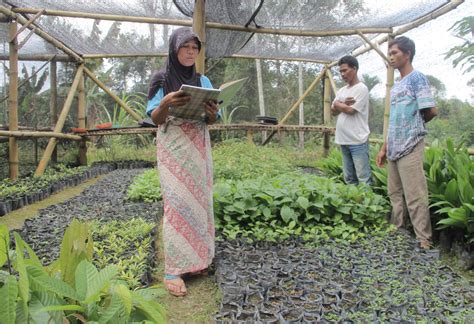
top-left (0, 0), bottom-right (452, 62)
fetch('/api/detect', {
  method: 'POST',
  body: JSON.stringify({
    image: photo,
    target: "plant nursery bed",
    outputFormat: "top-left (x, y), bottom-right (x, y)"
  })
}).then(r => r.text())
top-left (213, 234), bottom-right (474, 322)
top-left (16, 168), bottom-right (162, 288)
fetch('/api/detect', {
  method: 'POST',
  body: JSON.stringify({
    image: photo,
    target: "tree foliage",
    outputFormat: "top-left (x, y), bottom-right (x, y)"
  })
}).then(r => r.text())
top-left (445, 16), bottom-right (473, 74)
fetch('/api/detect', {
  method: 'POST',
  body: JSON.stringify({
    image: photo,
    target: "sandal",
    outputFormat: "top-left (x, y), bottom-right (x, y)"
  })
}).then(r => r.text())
top-left (164, 274), bottom-right (187, 297)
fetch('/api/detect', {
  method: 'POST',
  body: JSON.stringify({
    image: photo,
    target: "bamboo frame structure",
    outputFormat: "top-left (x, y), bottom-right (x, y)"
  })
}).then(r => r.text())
top-left (262, 68), bottom-right (327, 145)
top-left (11, 7), bottom-right (391, 38)
top-left (325, 68), bottom-right (338, 94)
top-left (0, 0), bottom-right (467, 177)
top-left (0, 6), bottom-right (83, 63)
top-left (323, 72), bottom-right (332, 125)
top-left (356, 30), bottom-right (389, 64)
top-left (83, 67), bottom-right (142, 121)
top-left (0, 130), bottom-right (82, 141)
top-left (35, 65), bottom-right (84, 176)
top-left (8, 21), bottom-right (19, 179)
top-left (78, 74), bottom-right (87, 166)
top-left (383, 35), bottom-right (395, 142)
top-left (50, 60), bottom-right (58, 163)
top-left (193, 0), bottom-right (206, 74)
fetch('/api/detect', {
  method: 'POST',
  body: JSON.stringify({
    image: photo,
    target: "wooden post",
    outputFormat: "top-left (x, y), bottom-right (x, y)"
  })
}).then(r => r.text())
top-left (323, 69), bottom-right (332, 156)
top-left (78, 73), bottom-right (87, 165)
top-left (383, 35), bottom-right (395, 141)
top-left (8, 20), bottom-right (19, 179)
top-left (50, 60), bottom-right (58, 163)
top-left (193, 0), bottom-right (206, 74)
top-left (35, 64), bottom-right (84, 176)
top-left (298, 62), bottom-right (304, 149)
top-left (246, 129), bottom-right (254, 145)
top-left (256, 57), bottom-right (267, 143)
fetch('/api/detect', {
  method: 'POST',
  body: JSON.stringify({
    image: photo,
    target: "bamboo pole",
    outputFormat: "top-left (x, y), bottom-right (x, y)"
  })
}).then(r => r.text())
top-left (50, 60), bottom-right (58, 163)
top-left (256, 58), bottom-right (267, 143)
top-left (0, 54), bottom-right (72, 61)
top-left (9, 9), bottom-right (44, 41)
top-left (280, 68), bottom-right (326, 125)
top-left (323, 71), bottom-right (332, 125)
top-left (263, 68), bottom-right (326, 145)
top-left (0, 5), bottom-right (83, 63)
top-left (356, 30), bottom-right (389, 64)
top-left (82, 53), bottom-right (167, 59)
top-left (0, 130), bottom-right (82, 140)
top-left (298, 62), bottom-right (304, 149)
top-left (325, 68), bottom-right (338, 94)
top-left (232, 54), bottom-right (330, 64)
top-left (8, 21), bottom-right (19, 180)
top-left (77, 73), bottom-right (87, 165)
top-left (323, 70), bottom-right (332, 156)
top-left (383, 35), bottom-right (395, 141)
top-left (35, 64), bottom-right (84, 176)
top-left (11, 7), bottom-right (391, 37)
top-left (83, 66), bottom-right (141, 121)
top-left (193, 0), bottom-right (206, 74)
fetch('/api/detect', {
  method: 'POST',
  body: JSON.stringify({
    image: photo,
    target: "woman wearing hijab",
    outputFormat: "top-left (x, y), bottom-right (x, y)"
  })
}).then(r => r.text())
top-left (146, 27), bottom-right (218, 297)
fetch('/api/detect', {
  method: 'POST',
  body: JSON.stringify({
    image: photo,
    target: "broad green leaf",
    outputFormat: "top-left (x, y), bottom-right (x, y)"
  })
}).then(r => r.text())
top-left (0, 224), bottom-right (9, 268)
top-left (114, 284), bottom-right (132, 316)
top-left (280, 205), bottom-right (294, 224)
top-left (27, 265), bottom-right (78, 300)
top-left (58, 219), bottom-right (94, 287)
top-left (297, 196), bottom-right (309, 209)
top-left (14, 232), bottom-right (29, 317)
top-left (98, 292), bottom-right (127, 323)
top-left (0, 275), bottom-right (18, 324)
top-left (444, 179), bottom-right (458, 204)
top-left (30, 291), bottom-right (67, 324)
top-left (132, 293), bottom-right (166, 323)
top-left (84, 263), bottom-right (118, 304)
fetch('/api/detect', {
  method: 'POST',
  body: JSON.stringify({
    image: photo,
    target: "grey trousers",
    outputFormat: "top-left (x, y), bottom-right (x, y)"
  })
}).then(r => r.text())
top-left (387, 140), bottom-right (432, 242)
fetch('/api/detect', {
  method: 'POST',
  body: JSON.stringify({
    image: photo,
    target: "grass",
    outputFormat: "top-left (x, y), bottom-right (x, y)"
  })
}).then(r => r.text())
top-left (153, 222), bottom-right (220, 323)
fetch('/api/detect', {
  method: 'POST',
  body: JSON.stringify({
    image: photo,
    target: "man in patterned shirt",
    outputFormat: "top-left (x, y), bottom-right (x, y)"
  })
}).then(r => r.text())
top-left (376, 36), bottom-right (438, 249)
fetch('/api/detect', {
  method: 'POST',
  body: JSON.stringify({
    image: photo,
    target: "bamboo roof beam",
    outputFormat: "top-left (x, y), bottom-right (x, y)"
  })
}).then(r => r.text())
top-left (10, 9), bottom-right (44, 41)
top-left (331, 0), bottom-right (465, 67)
top-left (0, 131), bottom-right (82, 141)
top-left (356, 30), bottom-right (389, 64)
top-left (11, 7), bottom-right (391, 37)
top-left (83, 66), bottom-right (142, 121)
top-left (0, 5), bottom-right (83, 63)
top-left (0, 54), bottom-right (72, 61)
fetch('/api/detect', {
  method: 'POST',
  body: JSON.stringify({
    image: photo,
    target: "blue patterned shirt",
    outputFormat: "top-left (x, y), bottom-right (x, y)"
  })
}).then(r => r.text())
top-left (387, 70), bottom-right (435, 161)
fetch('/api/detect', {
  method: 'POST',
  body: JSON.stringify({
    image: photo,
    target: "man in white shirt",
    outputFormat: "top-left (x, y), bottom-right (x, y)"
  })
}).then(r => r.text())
top-left (331, 55), bottom-right (372, 185)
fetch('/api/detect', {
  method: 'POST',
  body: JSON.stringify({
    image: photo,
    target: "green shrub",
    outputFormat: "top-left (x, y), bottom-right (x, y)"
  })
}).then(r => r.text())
top-left (212, 140), bottom-right (296, 181)
top-left (213, 174), bottom-right (390, 242)
top-left (127, 169), bottom-right (161, 202)
top-left (91, 218), bottom-right (155, 289)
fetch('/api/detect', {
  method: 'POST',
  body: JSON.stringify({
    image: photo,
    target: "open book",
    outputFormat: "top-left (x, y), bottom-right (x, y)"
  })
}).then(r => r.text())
top-left (168, 78), bottom-right (247, 120)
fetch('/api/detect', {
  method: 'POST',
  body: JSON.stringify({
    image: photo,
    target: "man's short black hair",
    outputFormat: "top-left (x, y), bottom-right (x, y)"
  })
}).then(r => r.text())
top-left (389, 36), bottom-right (416, 62)
top-left (338, 55), bottom-right (359, 70)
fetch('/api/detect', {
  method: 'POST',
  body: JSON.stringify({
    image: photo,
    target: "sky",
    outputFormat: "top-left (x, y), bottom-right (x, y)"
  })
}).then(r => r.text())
top-left (357, 0), bottom-right (474, 103)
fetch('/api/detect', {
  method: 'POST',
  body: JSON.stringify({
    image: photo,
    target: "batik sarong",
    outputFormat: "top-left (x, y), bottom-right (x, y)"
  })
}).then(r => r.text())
top-left (156, 119), bottom-right (215, 275)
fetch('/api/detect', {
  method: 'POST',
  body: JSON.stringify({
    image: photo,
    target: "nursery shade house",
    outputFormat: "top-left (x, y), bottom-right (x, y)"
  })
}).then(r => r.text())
top-left (0, 0), bottom-right (465, 178)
